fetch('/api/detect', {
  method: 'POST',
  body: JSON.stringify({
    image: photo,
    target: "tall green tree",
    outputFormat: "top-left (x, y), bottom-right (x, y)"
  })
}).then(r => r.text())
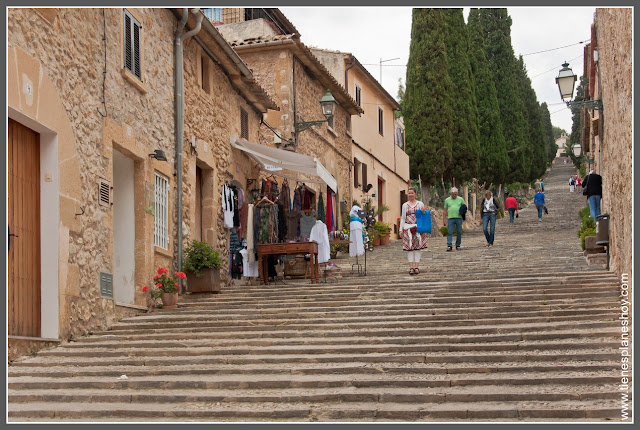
top-left (404, 8), bottom-right (454, 186)
top-left (540, 102), bottom-right (558, 164)
top-left (442, 8), bottom-right (480, 184)
top-left (569, 75), bottom-right (588, 151)
top-left (515, 56), bottom-right (547, 180)
top-left (476, 8), bottom-right (529, 183)
top-left (395, 78), bottom-right (405, 119)
top-left (467, 8), bottom-right (508, 186)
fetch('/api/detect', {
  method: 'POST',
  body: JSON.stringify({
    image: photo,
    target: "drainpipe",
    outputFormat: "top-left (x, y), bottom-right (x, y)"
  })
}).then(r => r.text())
top-left (344, 54), bottom-right (356, 90)
top-left (175, 8), bottom-right (203, 288)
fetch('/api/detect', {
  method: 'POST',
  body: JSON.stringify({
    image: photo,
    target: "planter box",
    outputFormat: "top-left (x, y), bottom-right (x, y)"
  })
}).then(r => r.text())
top-left (186, 268), bottom-right (221, 293)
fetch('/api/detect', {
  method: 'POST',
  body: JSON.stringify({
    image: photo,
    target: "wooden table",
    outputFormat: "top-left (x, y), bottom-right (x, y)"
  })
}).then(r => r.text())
top-left (256, 242), bottom-right (319, 285)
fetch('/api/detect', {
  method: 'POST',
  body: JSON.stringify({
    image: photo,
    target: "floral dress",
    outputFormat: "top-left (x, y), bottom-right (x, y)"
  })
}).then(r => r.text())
top-left (402, 202), bottom-right (428, 251)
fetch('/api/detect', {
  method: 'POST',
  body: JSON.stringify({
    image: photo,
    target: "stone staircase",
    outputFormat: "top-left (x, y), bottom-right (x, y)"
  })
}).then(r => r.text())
top-left (8, 161), bottom-right (630, 422)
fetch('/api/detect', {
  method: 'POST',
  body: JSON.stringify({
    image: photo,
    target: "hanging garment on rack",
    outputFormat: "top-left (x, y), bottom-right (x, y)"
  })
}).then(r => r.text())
top-left (239, 248), bottom-right (259, 277)
top-left (232, 187), bottom-right (240, 228)
top-left (325, 189), bottom-right (334, 233)
top-left (259, 206), bottom-right (269, 244)
top-left (277, 201), bottom-right (288, 242)
top-left (317, 192), bottom-right (325, 221)
top-left (268, 204), bottom-right (279, 244)
top-left (246, 204), bottom-right (255, 263)
top-left (309, 220), bottom-right (331, 263)
top-left (238, 202), bottom-right (249, 238)
top-left (299, 211), bottom-right (316, 239)
top-left (253, 206), bottom-right (262, 259)
top-left (222, 184), bottom-right (234, 229)
top-left (292, 186), bottom-right (301, 211)
top-left (278, 182), bottom-right (291, 213)
top-left (229, 231), bottom-right (243, 278)
top-left (286, 211), bottom-right (302, 241)
top-left (302, 187), bottom-right (312, 210)
top-left (349, 205), bottom-right (365, 257)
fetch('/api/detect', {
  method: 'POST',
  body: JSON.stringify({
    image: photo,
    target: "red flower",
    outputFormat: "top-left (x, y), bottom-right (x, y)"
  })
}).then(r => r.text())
top-left (142, 286), bottom-right (148, 292)
top-left (176, 272), bottom-right (186, 279)
top-left (175, 282), bottom-right (178, 286)
top-left (156, 283), bottom-right (162, 287)
top-left (157, 267), bottom-right (168, 275)
top-left (153, 275), bottom-right (160, 280)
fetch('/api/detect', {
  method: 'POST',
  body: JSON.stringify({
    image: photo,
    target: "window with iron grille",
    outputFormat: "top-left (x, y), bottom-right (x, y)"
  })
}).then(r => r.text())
top-left (124, 10), bottom-right (142, 80)
top-left (240, 108), bottom-right (249, 139)
top-left (378, 107), bottom-right (384, 136)
top-left (362, 163), bottom-right (368, 189)
top-left (354, 158), bottom-right (360, 187)
top-left (154, 172), bottom-right (169, 249)
top-left (355, 85), bottom-right (362, 107)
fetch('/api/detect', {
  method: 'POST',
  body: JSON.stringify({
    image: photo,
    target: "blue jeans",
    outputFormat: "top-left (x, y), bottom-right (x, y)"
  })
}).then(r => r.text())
top-left (588, 195), bottom-right (601, 221)
top-left (482, 213), bottom-right (496, 245)
top-left (508, 208), bottom-right (515, 223)
top-left (536, 203), bottom-right (544, 219)
top-left (447, 218), bottom-right (463, 248)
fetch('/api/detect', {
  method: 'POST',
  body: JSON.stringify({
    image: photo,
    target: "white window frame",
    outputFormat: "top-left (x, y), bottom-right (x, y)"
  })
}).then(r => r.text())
top-left (154, 172), bottom-right (169, 249)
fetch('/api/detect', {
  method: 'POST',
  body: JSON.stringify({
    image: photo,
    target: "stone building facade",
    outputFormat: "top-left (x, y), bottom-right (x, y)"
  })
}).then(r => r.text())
top-left (216, 14), bottom-right (363, 228)
top-left (7, 8), bottom-right (277, 360)
top-left (178, 11), bottom-right (278, 285)
top-left (584, 8), bottom-right (633, 277)
top-left (8, 8), bottom-right (178, 359)
top-left (311, 50), bottom-right (410, 228)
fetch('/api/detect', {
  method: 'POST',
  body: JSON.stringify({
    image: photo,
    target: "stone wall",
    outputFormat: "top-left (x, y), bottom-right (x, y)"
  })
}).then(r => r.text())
top-left (182, 38), bottom-right (263, 284)
top-left (8, 8), bottom-right (176, 344)
top-left (594, 8), bottom-right (632, 277)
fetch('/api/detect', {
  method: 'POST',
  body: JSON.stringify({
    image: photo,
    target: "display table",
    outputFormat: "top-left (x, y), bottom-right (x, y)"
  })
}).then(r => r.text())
top-left (257, 241), bottom-right (319, 285)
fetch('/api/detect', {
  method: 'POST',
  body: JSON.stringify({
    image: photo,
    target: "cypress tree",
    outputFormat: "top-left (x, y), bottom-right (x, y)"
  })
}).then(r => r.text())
top-left (467, 8), bottom-right (508, 187)
top-left (515, 56), bottom-right (547, 181)
top-left (540, 102), bottom-right (558, 164)
top-left (476, 8), bottom-right (529, 183)
top-left (404, 8), bottom-right (455, 187)
top-left (442, 8), bottom-right (480, 184)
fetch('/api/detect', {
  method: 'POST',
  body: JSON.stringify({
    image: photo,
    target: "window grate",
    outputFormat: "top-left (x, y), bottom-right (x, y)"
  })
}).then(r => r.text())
top-left (124, 13), bottom-right (132, 72)
top-left (240, 108), bottom-right (249, 139)
top-left (154, 172), bottom-right (169, 249)
top-left (98, 179), bottom-right (111, 207)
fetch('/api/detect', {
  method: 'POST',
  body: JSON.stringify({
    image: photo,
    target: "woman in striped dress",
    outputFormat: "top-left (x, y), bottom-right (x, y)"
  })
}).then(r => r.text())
top-left (400, 187), bottom-right (429, 275)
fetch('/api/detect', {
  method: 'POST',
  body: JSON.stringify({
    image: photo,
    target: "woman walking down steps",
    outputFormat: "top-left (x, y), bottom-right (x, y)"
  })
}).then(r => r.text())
top-left (399, 186), bottom-right (429, 275)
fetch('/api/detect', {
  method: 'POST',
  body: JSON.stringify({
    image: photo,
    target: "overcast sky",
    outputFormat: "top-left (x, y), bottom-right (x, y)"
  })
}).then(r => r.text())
top-left (279, 6), bottom-right (597, 133)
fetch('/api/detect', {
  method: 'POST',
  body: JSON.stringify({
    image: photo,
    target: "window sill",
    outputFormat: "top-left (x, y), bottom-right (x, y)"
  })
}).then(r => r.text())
top-left (121, 68), bottom-right (148, 94)
top-left (154, 245), bottom-right (172, 258)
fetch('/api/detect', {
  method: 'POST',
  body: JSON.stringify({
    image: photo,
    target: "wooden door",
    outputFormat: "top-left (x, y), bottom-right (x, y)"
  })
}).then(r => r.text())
top-left (8, 118), bottom-right (41, 337)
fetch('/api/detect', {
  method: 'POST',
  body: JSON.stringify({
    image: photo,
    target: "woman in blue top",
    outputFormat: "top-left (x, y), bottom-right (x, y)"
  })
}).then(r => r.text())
top-left (533, 186), bottom-right (545, 222)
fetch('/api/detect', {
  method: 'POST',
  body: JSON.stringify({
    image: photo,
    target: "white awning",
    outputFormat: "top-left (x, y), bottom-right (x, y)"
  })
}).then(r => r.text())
top-left (230, 136), bottom-right (338, 192)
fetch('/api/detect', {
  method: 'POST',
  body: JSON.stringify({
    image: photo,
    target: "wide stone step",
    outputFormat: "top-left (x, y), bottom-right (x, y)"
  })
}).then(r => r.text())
top-left (7, 400), bottom-right (628, 421)
top-left (8, 359), bottom-right (623, 378)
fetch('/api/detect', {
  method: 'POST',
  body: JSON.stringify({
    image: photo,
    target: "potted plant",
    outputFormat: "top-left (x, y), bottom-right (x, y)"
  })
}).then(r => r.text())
top-left (374, 221), bottom-right (391, 245)
top-left (142, 267), bottom-right (185, 309)
top-left (183, 240), bottom-right (223, 293)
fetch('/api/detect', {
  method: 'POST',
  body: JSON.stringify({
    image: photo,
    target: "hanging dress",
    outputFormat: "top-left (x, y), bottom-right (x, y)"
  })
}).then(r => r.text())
top-left (349, 205), bottom-right (365, 257)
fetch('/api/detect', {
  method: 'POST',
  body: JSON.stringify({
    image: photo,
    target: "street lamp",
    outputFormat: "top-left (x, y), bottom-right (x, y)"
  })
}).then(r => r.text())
top-left (293, 89), bottom-right (337, 133)
top-left (555, 62), bottom-right (603, 111)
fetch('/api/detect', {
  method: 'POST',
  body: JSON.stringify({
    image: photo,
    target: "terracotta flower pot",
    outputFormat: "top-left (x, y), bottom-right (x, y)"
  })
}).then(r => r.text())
top-left (380, 233), bottom-right (390, 246)
top-left (161, 291), bottom-right (178, 309)
top-left (373, 235), bottom-right (381, 246)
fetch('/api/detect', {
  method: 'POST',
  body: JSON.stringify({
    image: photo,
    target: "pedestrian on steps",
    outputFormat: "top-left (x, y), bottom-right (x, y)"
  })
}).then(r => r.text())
top-left (400, 186), bottom-right (428, 275)
top-left (534, 186), bottom-right (546, 222)
top-left (443, 187), bottom-right (465, 252)
top-left (480, 190), bottom-right (501, 247)
top-left (569, 176), bottom-right (575, 193)
top-left (582, 170), bottom-right (603, 221)
top-left (505, 193), bottom-right (519, 223)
